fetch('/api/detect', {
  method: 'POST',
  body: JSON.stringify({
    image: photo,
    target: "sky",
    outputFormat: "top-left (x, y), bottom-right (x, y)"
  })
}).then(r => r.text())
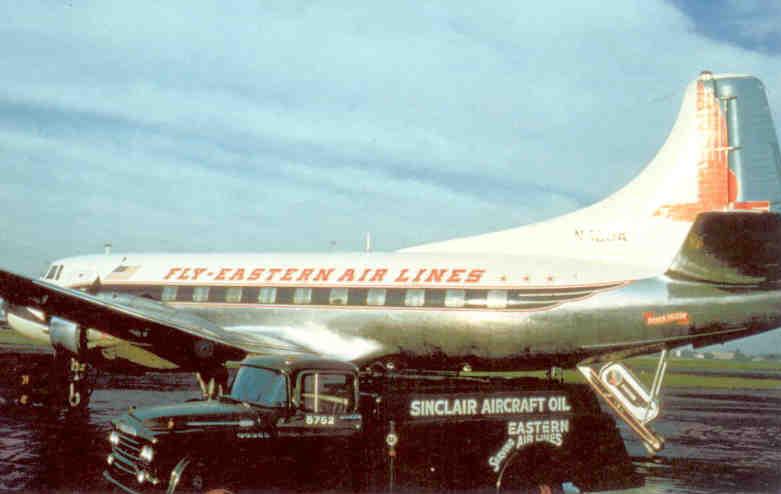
top-left (1, 1), bottom-right (781, 353)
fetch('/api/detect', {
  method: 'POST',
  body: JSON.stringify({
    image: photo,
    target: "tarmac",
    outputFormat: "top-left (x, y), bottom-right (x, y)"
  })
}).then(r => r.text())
top-left (0, 345), bottom-right (779, 493)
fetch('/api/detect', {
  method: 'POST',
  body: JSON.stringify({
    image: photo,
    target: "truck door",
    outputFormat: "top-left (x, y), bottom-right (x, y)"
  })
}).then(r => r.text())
top-left (278, 371), bottom-right (360, 434)
top-left (276, 371), bottom-right (361, 488)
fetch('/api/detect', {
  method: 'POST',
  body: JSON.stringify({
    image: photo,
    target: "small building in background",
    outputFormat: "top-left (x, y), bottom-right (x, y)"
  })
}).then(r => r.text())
top-left (709, 351), bottom-right (737, 360)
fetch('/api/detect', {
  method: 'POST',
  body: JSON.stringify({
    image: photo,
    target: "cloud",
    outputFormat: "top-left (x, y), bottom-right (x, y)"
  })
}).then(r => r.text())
top-left (670, 0), bottom-right (781, 54)
top-left (1, 0), bottom-right (781, 279)
top-left (1, 1), bottom-right (780, 353)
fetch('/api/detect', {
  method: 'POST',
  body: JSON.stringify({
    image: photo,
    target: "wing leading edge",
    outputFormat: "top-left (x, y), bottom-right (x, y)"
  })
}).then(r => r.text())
top-left (0, 269), bottom-right (308, 370)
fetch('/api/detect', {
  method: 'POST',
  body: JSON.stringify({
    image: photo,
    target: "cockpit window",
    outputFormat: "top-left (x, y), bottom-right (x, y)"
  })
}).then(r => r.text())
top-left (55, 265), bottom-right (64, 280)
top-left (44, 265), bottom-right (58, 280)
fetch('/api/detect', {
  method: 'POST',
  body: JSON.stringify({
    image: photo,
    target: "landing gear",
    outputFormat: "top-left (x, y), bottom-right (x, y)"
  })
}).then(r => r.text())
top-left (578, 350), bottom-right (670, 453)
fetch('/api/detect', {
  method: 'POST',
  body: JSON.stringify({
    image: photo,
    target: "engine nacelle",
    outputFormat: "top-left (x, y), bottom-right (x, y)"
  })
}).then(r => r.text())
top-left (49, 317), bottom-right (87, 355)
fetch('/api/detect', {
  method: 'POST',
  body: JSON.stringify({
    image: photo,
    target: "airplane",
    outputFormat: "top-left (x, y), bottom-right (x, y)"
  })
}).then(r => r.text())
top-left (1, 71), bottom-right (781, 452)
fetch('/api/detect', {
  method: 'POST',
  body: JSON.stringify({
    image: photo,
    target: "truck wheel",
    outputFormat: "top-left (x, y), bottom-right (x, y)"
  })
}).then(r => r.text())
top-left (495, 447), bottom-right (563, 494)
top-left (169, 457), bottom-right (234, 494)
top-left (521, 485), bottom-right (563, 494)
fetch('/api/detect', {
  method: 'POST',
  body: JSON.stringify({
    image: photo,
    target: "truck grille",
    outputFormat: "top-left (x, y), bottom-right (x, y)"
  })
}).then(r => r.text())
top-left (107, 428), bottom-right (153, 490)
top-left (115, 430), bottom-right (143, 464)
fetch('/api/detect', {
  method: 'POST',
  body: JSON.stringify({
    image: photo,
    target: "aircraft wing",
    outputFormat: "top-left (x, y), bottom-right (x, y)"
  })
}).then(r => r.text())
top-left (0, 268), bottom-right (309, 370)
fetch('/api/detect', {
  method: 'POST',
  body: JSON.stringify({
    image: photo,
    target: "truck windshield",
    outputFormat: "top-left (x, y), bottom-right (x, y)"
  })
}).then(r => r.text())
top-left (230, 367), bottom-right (288, 407)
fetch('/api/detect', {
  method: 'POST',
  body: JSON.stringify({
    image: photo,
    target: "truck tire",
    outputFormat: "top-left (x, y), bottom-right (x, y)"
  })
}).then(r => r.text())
top-left (495, 446), bottom-right (564, 494)
top-left (168, 457), bottom-right (234, 494)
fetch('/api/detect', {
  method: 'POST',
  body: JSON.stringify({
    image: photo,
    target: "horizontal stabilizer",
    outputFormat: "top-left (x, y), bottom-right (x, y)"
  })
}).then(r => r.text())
top-left (666, 212), bottom-right (781, 285)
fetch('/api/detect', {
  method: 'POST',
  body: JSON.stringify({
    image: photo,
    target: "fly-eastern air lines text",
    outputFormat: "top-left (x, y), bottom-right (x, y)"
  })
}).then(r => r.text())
top-left (163, 267), bottom-right (486, 284)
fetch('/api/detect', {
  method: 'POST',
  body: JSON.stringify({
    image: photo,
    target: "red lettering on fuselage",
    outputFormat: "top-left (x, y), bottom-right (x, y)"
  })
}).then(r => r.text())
top-left (164, 267), bottom-right (181, 280)
top-left (369, 269), bottom-right (387, 282)
top-left (395, 269), bottom-right (410, 282)
top-left (247, 268), bottom-right (265, 281)
top-left (466, 269), bottom-right (485, 283)
top-left (162, 266), bottom-right (489, 285)
top-left (338, 269), bottom-right (355, 282)
top-left (425, 269), bottom-right (446, 283)
top-left (412, 269), bottom-right (426, 282)
top-left (447, 269), bottom-right (465, 283)
top-left (314, 268), bottom-right (334, 281)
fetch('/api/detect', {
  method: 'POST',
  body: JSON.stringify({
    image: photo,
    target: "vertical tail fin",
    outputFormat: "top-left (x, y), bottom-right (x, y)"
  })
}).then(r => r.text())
top-left (652, 72), bottom-right (781, 221)
top-left (404, 72), bottom-right (781, 265)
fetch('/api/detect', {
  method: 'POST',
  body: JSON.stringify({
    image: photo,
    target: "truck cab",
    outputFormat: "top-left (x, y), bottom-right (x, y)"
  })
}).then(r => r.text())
top-left (104, 355), bottom-right (362, 493)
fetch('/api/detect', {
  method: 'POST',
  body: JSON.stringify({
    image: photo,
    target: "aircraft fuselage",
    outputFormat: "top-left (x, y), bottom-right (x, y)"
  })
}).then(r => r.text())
top-left (8, 252), bottom-right (781, 371)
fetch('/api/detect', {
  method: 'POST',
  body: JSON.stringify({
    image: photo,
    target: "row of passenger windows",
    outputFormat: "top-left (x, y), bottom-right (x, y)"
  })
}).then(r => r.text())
top-left (118, 285), bottom-right (547, 310)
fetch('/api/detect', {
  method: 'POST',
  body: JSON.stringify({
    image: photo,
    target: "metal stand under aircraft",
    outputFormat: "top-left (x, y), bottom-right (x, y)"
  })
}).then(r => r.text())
top-left (10, 350), bottom-right (96, 415)
top-left (578, 350), bottom-right (670, 453)
top-left (60, 352), bottom-right (93, 410)
top-left (195, 366), bottom-right (229, 400)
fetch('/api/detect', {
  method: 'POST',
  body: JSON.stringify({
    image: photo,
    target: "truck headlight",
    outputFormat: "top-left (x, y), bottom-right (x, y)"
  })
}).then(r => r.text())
top-left (140, 445), bottom-right (155, 463)
top-left (109, 431), bottom-right (120, 446)
top-left (136, 470), bottom-right (146, 484)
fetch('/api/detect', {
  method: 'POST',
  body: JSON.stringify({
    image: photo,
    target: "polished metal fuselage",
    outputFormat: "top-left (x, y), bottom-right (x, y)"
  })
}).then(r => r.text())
top-left (172, 276), bottom-right (781, 370)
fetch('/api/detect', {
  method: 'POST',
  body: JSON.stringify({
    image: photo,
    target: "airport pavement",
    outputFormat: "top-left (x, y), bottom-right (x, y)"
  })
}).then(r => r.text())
top-left (0, 347), bottom-right (779, 493)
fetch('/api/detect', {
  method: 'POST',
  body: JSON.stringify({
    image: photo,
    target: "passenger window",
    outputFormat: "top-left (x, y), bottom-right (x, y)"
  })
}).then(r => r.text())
top-left (300, 373), bottom-right (354, 414)
top-left (385, 289), bottom-right (405, 307)
top-left (405, 289), bottom-right (425, 307)
top-left (465, 290), bottom-right (487, 307)
top-left (425, 289), bottom-right (445, 307)
top-left (486, 290), bottom-right (508, 309)
top-left (226, 287), bottom-right (243, 303)
top-left (258, 287), bottom-right (276, 304)
top-left (445, 289), bottom-right (466, 308)
top-left (193, 286), bottom-right (210, 302)
top-left (329, 288), bottom-right (348, 305)
top-left (311, 288), bottom-right (330, 305)
top-left (348, 288), bottom-right (368, 306)
top-left (367, 288), bottom-right (386, 306)
top-left (293, 288), bottom-right (312, 304)
top-left (161, 286), bottom-right (178, 302)
top-left (177, 286), bottom-right (194, 301)
top-left (276, 287), bottom-right (294, 304)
